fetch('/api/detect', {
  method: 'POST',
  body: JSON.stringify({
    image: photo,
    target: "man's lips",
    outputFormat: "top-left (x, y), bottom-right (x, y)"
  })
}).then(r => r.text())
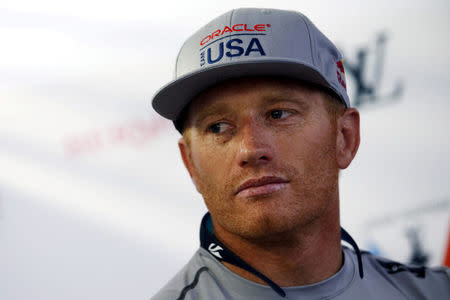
top-left (235, 176), bottom-right (289, 198)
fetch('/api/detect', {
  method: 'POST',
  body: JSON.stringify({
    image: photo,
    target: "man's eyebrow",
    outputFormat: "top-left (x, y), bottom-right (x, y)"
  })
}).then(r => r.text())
top-left (190, 92), bottom-right (311, 125)
top-left (191, 103), bottom-right (230, 125)
top-left (261, 93), bottom-right (311, 110)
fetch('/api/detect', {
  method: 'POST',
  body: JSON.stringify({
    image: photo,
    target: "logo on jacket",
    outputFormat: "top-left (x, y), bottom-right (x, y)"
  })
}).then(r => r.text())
top-left (376, 259), bottom-right (426, 278)
top-left (208, 243), bottom-right (223, 259)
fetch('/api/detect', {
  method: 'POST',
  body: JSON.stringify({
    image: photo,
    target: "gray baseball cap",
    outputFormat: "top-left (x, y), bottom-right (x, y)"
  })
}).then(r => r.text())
top-left (152, 8), bottom-right (349, 128)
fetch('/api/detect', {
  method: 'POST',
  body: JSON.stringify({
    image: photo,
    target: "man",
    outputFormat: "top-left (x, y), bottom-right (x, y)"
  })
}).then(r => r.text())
top-left (151, 8), bottom-right (449, 299)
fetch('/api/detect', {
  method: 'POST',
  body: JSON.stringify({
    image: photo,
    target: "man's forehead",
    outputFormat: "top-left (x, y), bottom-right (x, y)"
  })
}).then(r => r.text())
top-left (201, 77), bottom-right (315, 96)
top-left (188, 77), bottom-right (316, 116)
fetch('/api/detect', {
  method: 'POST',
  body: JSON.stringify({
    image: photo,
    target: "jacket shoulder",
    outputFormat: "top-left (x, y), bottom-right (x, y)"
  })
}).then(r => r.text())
top-left (150, 249), bottom-right (214, 300)
top-left (361, 251), bottom-right (450, 299)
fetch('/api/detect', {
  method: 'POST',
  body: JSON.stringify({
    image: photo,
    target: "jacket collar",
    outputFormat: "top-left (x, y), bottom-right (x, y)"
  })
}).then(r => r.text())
top-left (199, 212), bottom-right (364, 298)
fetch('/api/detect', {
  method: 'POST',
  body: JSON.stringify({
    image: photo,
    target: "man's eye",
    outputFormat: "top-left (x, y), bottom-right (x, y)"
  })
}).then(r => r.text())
top-left (209, 122), bottom-right (230, 133)
top-left (270, 110), bottom-right (291, 119)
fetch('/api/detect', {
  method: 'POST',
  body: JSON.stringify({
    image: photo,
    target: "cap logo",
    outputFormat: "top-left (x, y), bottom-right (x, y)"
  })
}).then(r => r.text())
top-left (336, 59), bottom-right (347, 90)
top-left (200, 24), bottom-right (270, 46)
top-left (199, 24), bottom-right (270, 67)
top-left (200, 38), bottom-right (266, 67)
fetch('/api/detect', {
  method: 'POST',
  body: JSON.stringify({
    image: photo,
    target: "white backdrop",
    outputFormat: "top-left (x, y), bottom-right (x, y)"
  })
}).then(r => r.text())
top-left (1, 0), bottom-right (449, 299)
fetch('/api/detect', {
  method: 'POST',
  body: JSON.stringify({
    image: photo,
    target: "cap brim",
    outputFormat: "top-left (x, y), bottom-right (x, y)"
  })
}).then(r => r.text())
top-left (152, 58), bottom-right (340, 120)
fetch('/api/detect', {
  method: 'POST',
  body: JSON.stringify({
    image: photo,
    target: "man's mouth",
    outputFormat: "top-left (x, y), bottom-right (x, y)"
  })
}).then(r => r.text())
top-left (235, 176), bottom-right (289, 198)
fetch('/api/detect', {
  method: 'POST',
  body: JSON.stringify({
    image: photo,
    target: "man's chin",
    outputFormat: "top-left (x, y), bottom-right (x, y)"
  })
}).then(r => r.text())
top-left (222, 210), bottom-right (298, 242)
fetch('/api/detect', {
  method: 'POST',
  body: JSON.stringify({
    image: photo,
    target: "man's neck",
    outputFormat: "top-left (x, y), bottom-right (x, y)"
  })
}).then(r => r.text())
top-left (212, 202), bottom-right (343, 287)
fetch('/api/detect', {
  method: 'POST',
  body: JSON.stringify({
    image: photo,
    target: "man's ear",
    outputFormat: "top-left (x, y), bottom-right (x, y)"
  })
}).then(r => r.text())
top-left (178, 137), bottom-right (198, 189)
top-left (336, 108), bottom-right (360, 169)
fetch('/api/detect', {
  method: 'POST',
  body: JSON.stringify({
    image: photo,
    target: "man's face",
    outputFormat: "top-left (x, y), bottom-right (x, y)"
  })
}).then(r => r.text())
top-left (180, 78), bottom-right (342, 241)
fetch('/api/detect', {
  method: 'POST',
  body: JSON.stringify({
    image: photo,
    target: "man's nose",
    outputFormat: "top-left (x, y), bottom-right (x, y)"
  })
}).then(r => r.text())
top-left (236, 120), bottom-right (274, 167)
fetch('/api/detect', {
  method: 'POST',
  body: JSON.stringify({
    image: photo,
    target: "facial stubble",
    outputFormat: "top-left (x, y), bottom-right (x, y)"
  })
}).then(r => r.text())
top-left (190, 124), bottom-right (340, 244)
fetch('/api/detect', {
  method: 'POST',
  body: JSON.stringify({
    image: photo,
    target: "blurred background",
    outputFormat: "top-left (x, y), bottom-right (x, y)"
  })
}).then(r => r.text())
top-left (1, 0), bottom-right (449, 299)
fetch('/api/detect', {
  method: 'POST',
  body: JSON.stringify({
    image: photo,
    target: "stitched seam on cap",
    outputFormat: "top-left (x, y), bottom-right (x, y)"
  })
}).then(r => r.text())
top-left (298, 13), bottom-right (316, 67)
top-left (229, 9), bottom-right (235, 28)
top-left (228, 9), bottom-right (235, 62)
top-left (174, 32), bottom-right (191, 78)
top-left (174, 39), bottom-right (186, 77)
